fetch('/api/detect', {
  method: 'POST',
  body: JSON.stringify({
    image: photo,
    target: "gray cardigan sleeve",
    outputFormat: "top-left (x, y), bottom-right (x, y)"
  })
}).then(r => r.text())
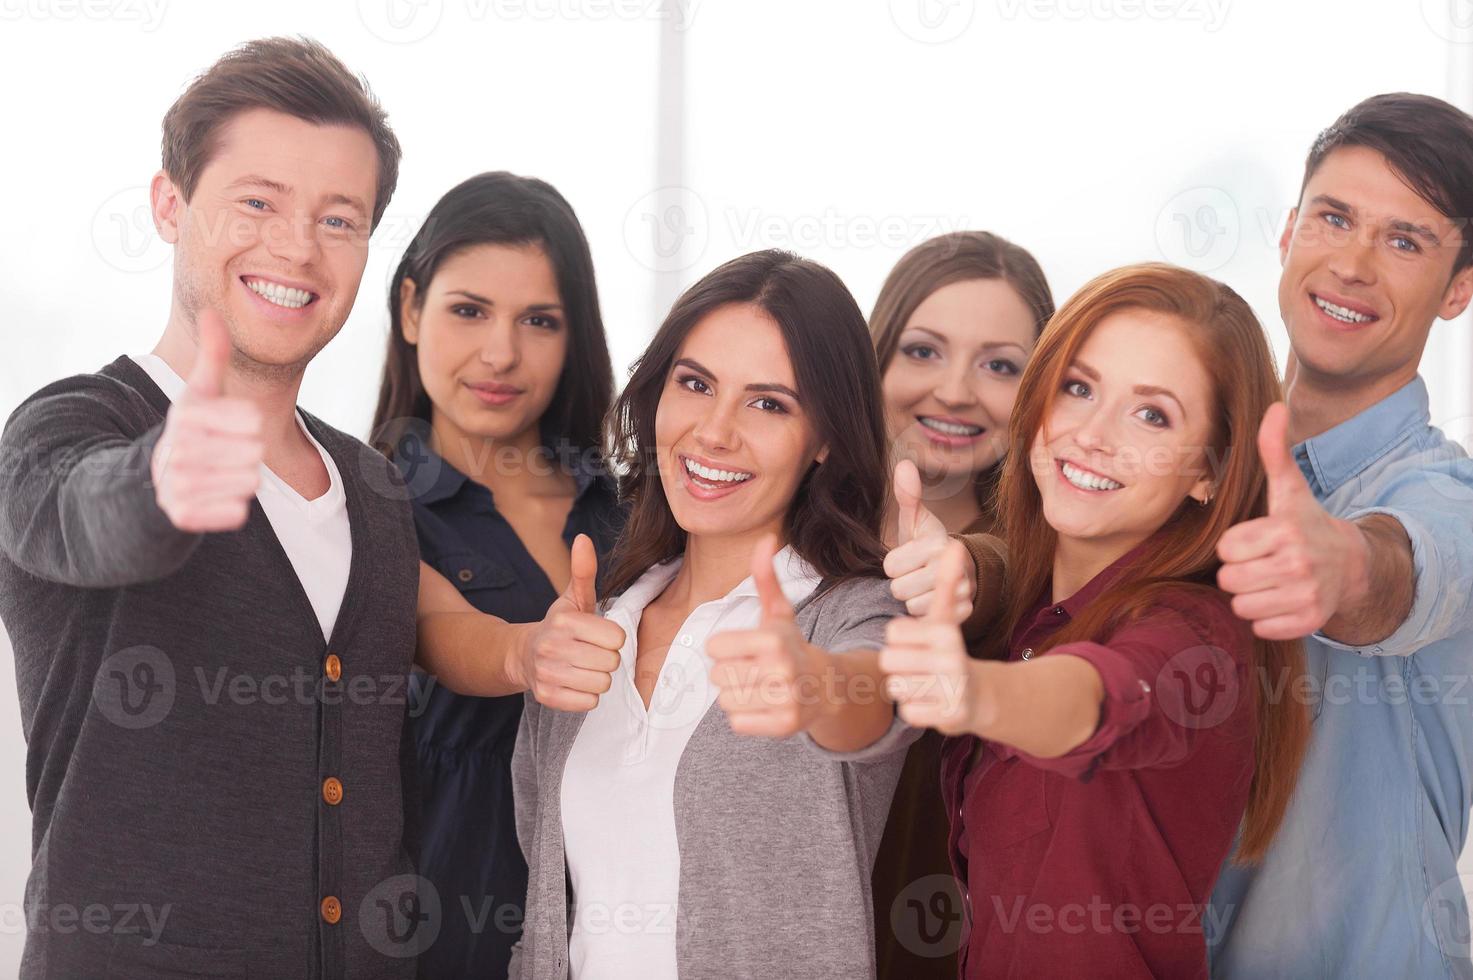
top-left (797, 575), bottom-right (922, 764)
top-left (508, 692), bottom-right (540, 979)
top-left (0, 374), bottom-right (200, 588)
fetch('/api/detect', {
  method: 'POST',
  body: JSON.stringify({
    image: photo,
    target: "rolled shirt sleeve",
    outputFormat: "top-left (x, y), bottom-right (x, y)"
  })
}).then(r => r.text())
top-left (1012, 599), bottom-right (1252, 781)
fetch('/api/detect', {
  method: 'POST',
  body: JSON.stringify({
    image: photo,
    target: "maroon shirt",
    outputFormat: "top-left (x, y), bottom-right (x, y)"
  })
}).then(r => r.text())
top-left (942, 549), bottom-right (1255, 979)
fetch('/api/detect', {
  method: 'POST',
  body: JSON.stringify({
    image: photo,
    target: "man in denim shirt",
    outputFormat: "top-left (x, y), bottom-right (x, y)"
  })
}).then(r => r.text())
top-left (1209, 94), bottom-right (1473, 978)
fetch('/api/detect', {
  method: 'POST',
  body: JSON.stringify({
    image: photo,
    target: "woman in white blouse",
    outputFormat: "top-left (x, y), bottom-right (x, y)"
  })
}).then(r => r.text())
top-left (510, 249), bottom-right (919, 980)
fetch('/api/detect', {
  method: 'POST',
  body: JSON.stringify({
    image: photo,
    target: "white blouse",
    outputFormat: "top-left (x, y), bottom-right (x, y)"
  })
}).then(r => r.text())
top-left (558, 546), bottom-right (822, 980)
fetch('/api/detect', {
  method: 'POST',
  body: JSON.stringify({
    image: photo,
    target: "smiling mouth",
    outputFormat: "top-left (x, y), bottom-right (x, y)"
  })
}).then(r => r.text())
top-left (681, 455), bottom-right (754, 490)
top-left (242, 276), bottom-right (319, 311)
top-left (1311, 293), bottom-right (1378, 325)
top-left (1059, 460), bottom-right (1124, 492)
top-left (918, 416), bottom-right (984, 438)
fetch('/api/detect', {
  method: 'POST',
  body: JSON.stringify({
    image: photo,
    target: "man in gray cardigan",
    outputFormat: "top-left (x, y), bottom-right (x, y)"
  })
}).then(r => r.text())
top-left (0, 38), bottom-right (424, 979)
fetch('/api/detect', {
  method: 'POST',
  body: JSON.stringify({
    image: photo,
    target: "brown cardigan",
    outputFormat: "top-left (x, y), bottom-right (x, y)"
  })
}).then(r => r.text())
top-left (872, 517), bottom-right (1009, 979)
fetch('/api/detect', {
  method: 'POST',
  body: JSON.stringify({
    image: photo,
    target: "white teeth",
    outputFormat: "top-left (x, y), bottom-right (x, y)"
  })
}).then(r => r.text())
top-left (1061, 461), bottom-right (1123, 492)
top-left (1313, 295), bottom-right (1374, 324)
top-left (919, 417), bottom-right (983, 437)
top-left (245, 278), bottom-right (313, 310)
top-left (683, 457), bottom-right (753, 485)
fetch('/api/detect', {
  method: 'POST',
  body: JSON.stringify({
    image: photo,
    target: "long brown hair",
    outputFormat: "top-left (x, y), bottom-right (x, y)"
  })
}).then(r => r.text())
top-left (869, 232), bottom-right (1054, 517)
top-left (604, 250), bottom-right (890, 598)
top-left (995, 263), bottom-right (1308, 864)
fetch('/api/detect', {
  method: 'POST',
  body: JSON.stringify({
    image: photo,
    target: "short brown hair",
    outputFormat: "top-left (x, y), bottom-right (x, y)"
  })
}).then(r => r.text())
top-left (161, 36), bottom-right (401, 230)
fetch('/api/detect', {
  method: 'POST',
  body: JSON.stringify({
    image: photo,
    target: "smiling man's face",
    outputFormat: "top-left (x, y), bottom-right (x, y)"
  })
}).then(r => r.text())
top-left (1278, 145), bottom-right (1472, 393)
top-left (158, 107), bottom-right (379, 376)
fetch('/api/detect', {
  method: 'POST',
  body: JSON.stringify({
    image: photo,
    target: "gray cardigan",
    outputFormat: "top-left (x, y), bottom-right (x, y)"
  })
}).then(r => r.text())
top-left (0, 357), bottom-right (421, 979)
top-left (510, 574), bottom-right (919, 980)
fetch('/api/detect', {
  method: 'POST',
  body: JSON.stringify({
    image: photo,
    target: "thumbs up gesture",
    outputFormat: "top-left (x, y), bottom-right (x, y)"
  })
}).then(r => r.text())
top-left (150, 310), bottom-right (265, 532)
top-left (708, 535), bottom-right (830, 738)
top-left (1216, 402), bottom-right (1364, 640)
top-left (516, 534), bottom-right (627, 712)
top-left (884, 459), bottom-right (975, 619)
top-left (879, 541), bottom-right (987, 734)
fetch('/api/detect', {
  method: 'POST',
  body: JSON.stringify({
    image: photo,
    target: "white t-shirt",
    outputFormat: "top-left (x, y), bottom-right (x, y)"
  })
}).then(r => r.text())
top-left (558, 546), bottom-right (821, 980)
top-left (130, 353), bottom-right (352, 641)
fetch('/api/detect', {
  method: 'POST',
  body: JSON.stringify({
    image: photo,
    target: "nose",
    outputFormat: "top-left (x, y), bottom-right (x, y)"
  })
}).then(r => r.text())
top-left (933, 361), bottom-right (980, 410)
top-left (479, 319), bottom-right (521, 373)
top-left (691, 395), bottom-right (741, 453)
top-left (1326, 229), bottom-right (1376, 287)
top-left (263, 209), bottom-right (322, 267)
top-left (1070, 403), bottom-right (1113, 452)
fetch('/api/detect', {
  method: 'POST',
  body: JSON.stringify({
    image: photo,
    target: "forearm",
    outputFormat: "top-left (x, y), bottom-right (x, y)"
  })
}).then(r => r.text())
top-left (0, 422), bottom-right (199, 587)
top-left (805, 647), bottom-right (896, 753)
top-left (966, 654), bottom-right (1103, 758)
top-left (1322, 514), bottom-right (1413, 646)
top-left (415, 611), bottom-right (534, 697)
top-left (414, 561), bottom-right (534, 696)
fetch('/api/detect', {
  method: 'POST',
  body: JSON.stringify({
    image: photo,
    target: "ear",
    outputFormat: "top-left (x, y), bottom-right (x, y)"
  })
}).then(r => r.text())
top-left (814, 443), bottom-right (829, 466)
top-left (150, 170), bottom-right (181, 245)
top-left (1188, 475), bottom-right (1215, 506)
top-left (1278, 207), bottom-right (1298, 267)
top-left (1438, 262), bottom-right (1473, 321)
top-left (399, 278), bottom-right (421, 344)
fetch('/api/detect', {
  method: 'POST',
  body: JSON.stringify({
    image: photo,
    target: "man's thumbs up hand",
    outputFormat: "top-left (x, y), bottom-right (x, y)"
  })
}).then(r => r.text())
top-left (151, 310), bottom-right (265, 532)
top-left (1216, 402), bottom-right (1367, 640)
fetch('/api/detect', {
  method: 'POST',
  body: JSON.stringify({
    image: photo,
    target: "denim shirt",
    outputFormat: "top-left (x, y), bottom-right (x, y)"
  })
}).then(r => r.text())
top-left (1208, 377), bottom-right (1473, 979)
top-left (393, 433), bottom-right (624, 980)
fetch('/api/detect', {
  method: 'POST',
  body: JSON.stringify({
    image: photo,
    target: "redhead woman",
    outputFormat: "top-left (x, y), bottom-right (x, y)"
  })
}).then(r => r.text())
top-left (866, 231), bottom-right (1054, 976)
top-left (880, 264), bottom-right (1309, 978)
top-left (510, 250), bottom-right (919, 980)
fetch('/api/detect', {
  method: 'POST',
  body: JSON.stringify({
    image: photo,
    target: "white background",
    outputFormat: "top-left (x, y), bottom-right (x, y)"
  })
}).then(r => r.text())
top-left (2, 0), bottom-right (1472, 969)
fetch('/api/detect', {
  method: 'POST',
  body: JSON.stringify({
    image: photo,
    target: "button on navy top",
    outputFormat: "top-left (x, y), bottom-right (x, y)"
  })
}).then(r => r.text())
top-left (394, 433), bottom-right (624, 980)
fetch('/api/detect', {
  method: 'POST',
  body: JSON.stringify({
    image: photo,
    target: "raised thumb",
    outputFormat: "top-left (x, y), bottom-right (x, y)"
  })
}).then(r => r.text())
top-left (565, 533), bottom-right (598, 613)
top-left (186, 309), bottom-right (231, 400)
top-left (1256, 402), bottom-right (1303, 514)
top-left (751, 534), bottom-right (794, 625)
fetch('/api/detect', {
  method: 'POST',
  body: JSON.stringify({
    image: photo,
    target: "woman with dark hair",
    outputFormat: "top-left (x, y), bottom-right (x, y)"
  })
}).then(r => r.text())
top-left (880, 264), bottom-right (1310, 978)
top-left (866, 231), bottom-right (1053, 977)
top-left (370, 171), bottom-right (623, 979)
top-left (509, 250), bottom-right (919, 980)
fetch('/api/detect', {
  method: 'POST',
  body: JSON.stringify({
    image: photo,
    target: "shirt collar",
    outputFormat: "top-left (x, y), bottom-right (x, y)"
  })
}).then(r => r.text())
top-left (1296, 376), bottom-right (1429, 496)
top-left (1034, 536), bottom-right (1160, 625)
top-left (605, 545), bottom-right (823, 617)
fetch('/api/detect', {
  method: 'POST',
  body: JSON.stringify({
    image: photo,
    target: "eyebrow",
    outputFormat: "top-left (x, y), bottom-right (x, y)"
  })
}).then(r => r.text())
top-left (446, 289), bottom-right (563, 311)
top-left (674, 357), bottom-right (800, 401)
top-left (225, 175), bottom-right (369, 219)
top-left (904, 326), bottom-right (1029, 354)
top-left (1308, 194), bottom-right (1443, 247)
top-left (1072, 360), bottom-right (1186, 417)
